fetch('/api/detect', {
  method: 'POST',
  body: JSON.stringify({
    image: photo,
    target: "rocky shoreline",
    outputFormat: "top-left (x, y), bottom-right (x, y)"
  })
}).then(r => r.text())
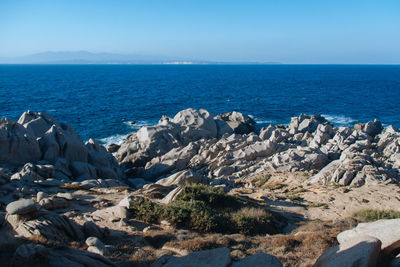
top-left (1, 108), bottom-right (400, 266)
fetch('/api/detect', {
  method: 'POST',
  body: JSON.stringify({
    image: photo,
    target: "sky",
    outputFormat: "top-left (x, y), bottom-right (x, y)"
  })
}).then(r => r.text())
top-left (0, 0), bottom-right (399, 63)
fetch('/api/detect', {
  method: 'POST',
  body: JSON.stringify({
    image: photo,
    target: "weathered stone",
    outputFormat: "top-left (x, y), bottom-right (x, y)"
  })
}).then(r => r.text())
top-left (156, 169), bottom-right (208, 187)
top-left (83, 221), bottom-right (109, 239)
top-left (159, 187), bottom-right (184, 204)
top-left (231, 252), bottom-right (283, 267)
top-left (11, 211), bottom-right (84, 244)
top-left (12, 243), bottom-right (116, 266)
top-left (150, 247), bottom-right (231, 267)
top-left (86, 236), bottom-right (109, 256)
top-left (39, 197), bottom-right (69, 210)
top-left (6, 199), bottom-right (39, 215)
top-left (119, 196), bottom-right (137, 209)
top-left (314, 235), bottom-right (381, 267)
top-left (337, 219), bottom-right (400, 255)
top-left (36, 192), bottom-right (48, 202)
top-left (216, 111), bottom-right (255, 135)
top-left (0, 118), bottom-right (41, 166)
top-left (56, 192), bottom-right (75, 200)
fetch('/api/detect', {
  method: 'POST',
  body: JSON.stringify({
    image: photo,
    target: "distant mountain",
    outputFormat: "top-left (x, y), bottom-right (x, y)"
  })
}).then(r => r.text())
top-left (0, 51), bottom-right (181, 64)
top-left (0, 51), bottom-right (281, 65)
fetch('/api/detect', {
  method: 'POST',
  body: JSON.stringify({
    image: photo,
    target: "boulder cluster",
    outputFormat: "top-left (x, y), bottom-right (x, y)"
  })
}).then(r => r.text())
top-left (0, 108), bottom-right (399, 266)
top-left (116, 108), bottom-right (400, 190)
top-left (316, 218), bottom-right (400, 266)
top-left (0, 111), bottom-right (124, 204)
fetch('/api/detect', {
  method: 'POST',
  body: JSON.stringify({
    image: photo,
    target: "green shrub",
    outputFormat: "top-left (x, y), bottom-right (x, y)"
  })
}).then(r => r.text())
top-left (253, 174), bottom-right (271, 187)
top-left (129, 184), bottom-right (278, 235)
top-left (231, 207), bottom-right (277, 235)
top-left (130, 197), bottom-right (162, 223)
top-left (174, 184), bottom-right (240, 210)
top-left (352, 209), bottom-right (400, 222)
top-left (287, 194), bottom-right (303, 202)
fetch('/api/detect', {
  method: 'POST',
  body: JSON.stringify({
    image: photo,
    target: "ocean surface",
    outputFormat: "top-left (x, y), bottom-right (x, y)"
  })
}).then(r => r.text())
top-left (1, 64), bottom-right (400, 146)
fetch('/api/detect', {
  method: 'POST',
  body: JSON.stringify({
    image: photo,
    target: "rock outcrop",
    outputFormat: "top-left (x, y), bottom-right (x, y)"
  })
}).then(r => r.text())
top-left (12, 243), bottom-right (116, 266)
top-left (1, 111), bottom-right (123, 183)
top-left (115, 109), bottom-right (399, 189)
top-left (6, 198), bottom-right (84, 244)
top-left (316, 218), bottom-right (400, 266)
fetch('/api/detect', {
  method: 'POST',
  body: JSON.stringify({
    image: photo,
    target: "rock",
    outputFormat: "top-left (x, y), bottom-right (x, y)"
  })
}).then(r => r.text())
top-left (86, 236), bottom-right (109, 256)
top-left (128, 178), bottom-right (150, 189)
top-left (9, 211), bottom-right (84, 244)
top-left (6, 199), bottom-right (39, 215)
top-left (83, 221), bottom-right (109, 239)
top-left (56, 192), bottom-right (75, 200)
top-left (314, 235), bottom-right (381, 267)
top-left (39, 197), bottom-right (69, 210)
top-left (0, 211), bottom-right (6, 227)
top-left (216, 111), bottom-right (255, 135)
top-left (259, 125), bottom-right (276, 140)
top-left (136, 184), bottom-right (174, 199)
top-left (150, 247), bottom-right (231, 267)
top-left (143, 225), bottom-right (160, 233)
top-left (12, 243), bottom-right (116, 266)
top-left (92, 206), bottom-right (129, 221)
top-left (156, 169), bottom-right (208, 187)
top-left (391, 255), bottom-right (400, 267)
top-left (215, 118), bottom-right (234, 137)
top-left (36, 192), bottom-right (48, 202)
top-left (143, 142), bottom-right (201, 179)
top-left (231, 253), bottom-right (283, 267)
top-left (86, 236), bottom-right (104, 247)
top-left (364, 120), bottom-right (383, 137)
top-left (337, 219), bottom-right (400, 255)
top-left (1, 111), bottom-right (122, 182)
top-left (159, 187), bottom-right (184, 204)
top-left (172, 108), bottom-right (218, 143)
top-left (35, 178), bottom-right (64, 187)
top-left (119, 196), bottom-right (137, 209)
top-left (117, 123), bottom-right (180, 168)
top-left (107, 143), bottom-right (120, 153)
top-left (0, 118), bottom-right (41, 166)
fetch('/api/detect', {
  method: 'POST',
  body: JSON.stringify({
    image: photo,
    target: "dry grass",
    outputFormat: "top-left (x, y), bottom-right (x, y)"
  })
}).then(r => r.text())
top-left (352, 209), bottom-right (400, 222)
top-left (59, 183), bottom-right (82, 190)
top-left (124, 246), bottom-right (158, 267)
top-left (156, 219), bottom-right (357, 267)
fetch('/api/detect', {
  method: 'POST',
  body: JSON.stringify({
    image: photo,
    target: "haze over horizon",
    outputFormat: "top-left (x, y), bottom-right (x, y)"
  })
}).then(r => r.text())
top-left (1, 0), bottom-right (400, 64)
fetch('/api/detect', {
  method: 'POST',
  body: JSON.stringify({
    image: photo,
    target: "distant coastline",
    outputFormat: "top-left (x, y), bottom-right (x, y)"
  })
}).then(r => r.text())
top-left (0, 51), bottom-right (281, 65)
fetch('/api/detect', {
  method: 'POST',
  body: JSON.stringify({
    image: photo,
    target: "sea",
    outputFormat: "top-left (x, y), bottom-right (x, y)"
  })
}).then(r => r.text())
top-left (1, 64), bottom-right (399, 147)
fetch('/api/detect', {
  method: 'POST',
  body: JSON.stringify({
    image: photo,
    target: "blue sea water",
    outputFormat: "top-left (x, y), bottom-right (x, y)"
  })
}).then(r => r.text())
top-left (1, 64), bottom-right (399, 145)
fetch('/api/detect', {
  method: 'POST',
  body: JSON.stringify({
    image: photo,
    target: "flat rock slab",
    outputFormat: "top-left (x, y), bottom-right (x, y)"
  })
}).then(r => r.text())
top-left (12, 243), bottom-right (116, 267)
top-left (151, 247), bottom-right (231, 267)
top-left (6, 199), bottom-right (38, 215)
top-left (337, 218), bottom-right (400, 255)
top-left (315, 235), bottom-right (381, 267)
top-left (231, 253), bottom-right (283, 267)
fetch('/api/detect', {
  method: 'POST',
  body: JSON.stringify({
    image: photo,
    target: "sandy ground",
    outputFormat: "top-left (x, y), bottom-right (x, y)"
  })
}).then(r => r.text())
top-left (233, 171), bottom-right (400, 223)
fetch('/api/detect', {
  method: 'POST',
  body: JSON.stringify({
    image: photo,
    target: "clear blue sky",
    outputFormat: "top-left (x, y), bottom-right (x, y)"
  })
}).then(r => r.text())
top-left (1, 0), bottom-right (399, 63)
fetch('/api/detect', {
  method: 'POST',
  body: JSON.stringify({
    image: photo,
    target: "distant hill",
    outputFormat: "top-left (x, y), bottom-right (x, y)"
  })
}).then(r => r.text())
top-left (0, 51), bottom-right (281, 65)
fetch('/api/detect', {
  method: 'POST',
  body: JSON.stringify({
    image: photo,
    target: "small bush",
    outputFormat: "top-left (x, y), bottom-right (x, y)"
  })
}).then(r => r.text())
top-left (352, 209), bottom-right (400, 222)
top-left (129, 184), bottom-right (278, 235)
top-left (231, 207), bottom-right (277, 235)
top-left (174, 184), bottom-right (240, 210)
top-left (252, 174), bottom-right (271, 187)
top-left (130, 197), bottom-right (162, 223)
top-left (287, 194), bottom-right (303, 202)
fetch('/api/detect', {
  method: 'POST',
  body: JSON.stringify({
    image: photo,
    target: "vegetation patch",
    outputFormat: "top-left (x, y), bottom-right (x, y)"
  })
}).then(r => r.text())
top-left (251, 174), bottom-right (271, 187)
top-left (352, 209), bottom-right (400, 222)
top-left (306, 201), bottom-right (328, 209)
top-left (129, 184), bottom-right (280, 235)
top-left (286, 194), bottom-right (303, 202)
